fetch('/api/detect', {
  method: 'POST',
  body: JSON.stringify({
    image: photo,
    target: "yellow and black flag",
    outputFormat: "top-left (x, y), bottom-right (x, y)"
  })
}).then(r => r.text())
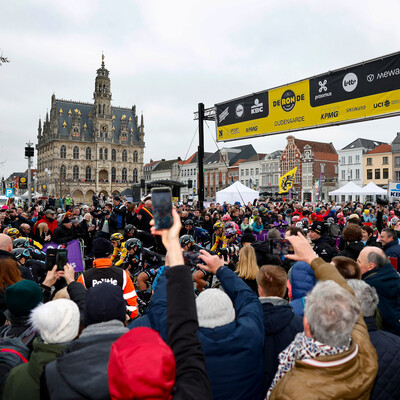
top-left (279, 167), bottom-right (297, 194)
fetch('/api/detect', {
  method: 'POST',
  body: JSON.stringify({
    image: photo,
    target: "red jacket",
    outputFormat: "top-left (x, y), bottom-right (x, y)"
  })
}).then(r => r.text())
top-left (33, 216), bottom-right (59, 234)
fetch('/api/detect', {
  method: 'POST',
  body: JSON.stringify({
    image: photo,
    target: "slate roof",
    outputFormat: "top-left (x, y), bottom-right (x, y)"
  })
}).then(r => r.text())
top-left (205, 145), bottom-right (257, 166)
top-left (366, 144), bottom-right (392, 154)
top-left (56, 100), bottom-right (140, 143)
top-left (392, 133), bottom-right (400, 144)
top-left (341, 138), bottom-right (385, 151)
top-left (153, 159), bottom-right (181, 172)
top-left (179, 152), bottom-right (213, 165)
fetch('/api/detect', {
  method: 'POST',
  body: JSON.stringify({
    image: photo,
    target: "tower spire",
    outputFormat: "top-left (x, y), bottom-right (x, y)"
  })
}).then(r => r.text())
top-left (102, 52), bottom-right (105, 68)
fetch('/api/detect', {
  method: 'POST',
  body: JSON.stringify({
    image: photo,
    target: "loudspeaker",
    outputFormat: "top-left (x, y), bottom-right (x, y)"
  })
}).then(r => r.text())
top-left (132, 186), bottom-right (141, 203)
top-left (140, 179), bottom-right (145, 189)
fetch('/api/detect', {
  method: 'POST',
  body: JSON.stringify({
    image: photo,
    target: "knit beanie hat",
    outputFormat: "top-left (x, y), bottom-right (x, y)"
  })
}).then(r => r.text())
top-left (108, 327), bottom-right (176, 400)
top-left (241, 232), bottom-right (255, 244)
top-left (85, 283), bottom-right (126, 326)
top-left (30, 299), bottom-right (80, 344)
top-left (196, 288), bottom-right (235, 328)
top-left (93, 238), bottom-right (114, 258)
top-left (5, 280), bottom-right (43, 317)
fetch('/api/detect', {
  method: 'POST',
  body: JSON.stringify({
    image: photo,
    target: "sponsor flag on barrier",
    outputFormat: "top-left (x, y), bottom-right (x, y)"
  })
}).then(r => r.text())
top-left (279, 167), bottom-right (297, 194)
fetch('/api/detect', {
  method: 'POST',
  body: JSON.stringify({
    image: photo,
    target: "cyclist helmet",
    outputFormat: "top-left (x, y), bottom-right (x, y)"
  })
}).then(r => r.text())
top-left (301, 218), bottom-right (309, 227)
top-left (12, 238), bottom-right (31, 249)
top-left (224, 222), bottom-right (234, 230)
top-left (391, 216), bottom-right (399, 226)
top-left (125, 238), bottom-right (142, 251)
top-left (7, 228), bottom-right (20, 240)
top-left (110, 233), bottom-right (124, 242)
top-left (295, 221), bottom-right (303, 228)
top-left (12, 247), bottom-right (31, 261)
top-left (124, 224), bottom-right (135, 234)
top-left (225, 227), bottom-right (237, 238)
top-left (222, 214), bottom-right (231, 222)
top-left (184, 220), bottom-right (194, 227)
top-left (292, 215), bottom-right (300, 222)
top-left (327, 217), bottom-right (335, 224)
top-left (179, 235), bottom-right (195, 247)
top-left (213, 221), bottom-right (224, 230)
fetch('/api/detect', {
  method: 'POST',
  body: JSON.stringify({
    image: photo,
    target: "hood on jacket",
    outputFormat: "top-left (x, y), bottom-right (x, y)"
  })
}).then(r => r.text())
top-left (290, 261), bottom-right (316, 300)
top-left (261, 302), bottom-right (299, 335)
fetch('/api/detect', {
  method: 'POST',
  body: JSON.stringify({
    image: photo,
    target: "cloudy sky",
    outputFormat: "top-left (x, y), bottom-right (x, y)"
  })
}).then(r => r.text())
top-left (0, 0), bottom-right (399, 178)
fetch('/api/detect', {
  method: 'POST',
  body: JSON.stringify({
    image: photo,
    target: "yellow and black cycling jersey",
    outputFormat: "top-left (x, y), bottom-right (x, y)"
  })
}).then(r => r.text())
top-left (111, 242), bottom-right (128, 267)
top-left (20, 237), bottom-right (43, 250)
top-left (211, 234), bottom-right (227, 252)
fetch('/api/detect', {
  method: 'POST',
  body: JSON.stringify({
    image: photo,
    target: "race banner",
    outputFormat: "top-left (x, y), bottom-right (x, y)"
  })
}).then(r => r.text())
top-left (279, 167), bottom-right (297, 194)
top-left (43, 240), bottom-right (84, 272)
top-left (216, 52), bottom-right (400, 141)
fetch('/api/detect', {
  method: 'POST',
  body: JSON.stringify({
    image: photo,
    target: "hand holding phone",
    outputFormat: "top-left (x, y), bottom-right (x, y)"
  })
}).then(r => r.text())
top-left (56, 249), bottom-right (68, 271)
top-left (151, 187), bottom-right (173, 230)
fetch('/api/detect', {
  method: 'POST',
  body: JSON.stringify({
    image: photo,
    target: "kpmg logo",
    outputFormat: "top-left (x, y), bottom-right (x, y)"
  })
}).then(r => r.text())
top-left (218, 107), bottom-right (229, 123)
top-left (342, 72), bottom-right (358, 92)
top-left (251, 98), bottom-right (263, 114)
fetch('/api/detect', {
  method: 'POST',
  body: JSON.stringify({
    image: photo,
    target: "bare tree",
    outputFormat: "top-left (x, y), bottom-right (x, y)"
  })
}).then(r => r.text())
top-left (0, 50), bottom-right (10, 66)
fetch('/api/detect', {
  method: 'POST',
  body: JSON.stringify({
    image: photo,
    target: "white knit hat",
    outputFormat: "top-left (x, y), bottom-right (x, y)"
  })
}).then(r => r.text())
top-left (30, 299), bottom-right (80, 344)
top-left (196, 289), bottom-right (235, 328)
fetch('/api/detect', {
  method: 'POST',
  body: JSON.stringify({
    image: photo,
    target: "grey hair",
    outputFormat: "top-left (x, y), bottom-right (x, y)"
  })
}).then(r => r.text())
top-left (347, 279), bottom-right (379, 317)
top-left (304, 280), bottom-right (360, 347)
top-left (267, 228), bottom-right (281, 240)
top-left (366, 251), bottom-right (388, 269)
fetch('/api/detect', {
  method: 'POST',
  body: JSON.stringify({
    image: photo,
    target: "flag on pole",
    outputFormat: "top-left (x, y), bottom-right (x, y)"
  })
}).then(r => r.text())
top-left (279, 167), bottom-right (297, 194)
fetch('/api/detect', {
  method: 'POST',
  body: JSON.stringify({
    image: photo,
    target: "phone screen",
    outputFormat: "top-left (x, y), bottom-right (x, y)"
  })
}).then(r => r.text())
top-left (271, 239), bottom-right (293, 256)
top-left (151, 187), bottom-right (173, 230)
top-left (45, 248), bottom-right (57, 271)
top-left (56, 249), bottom-right (68, 271)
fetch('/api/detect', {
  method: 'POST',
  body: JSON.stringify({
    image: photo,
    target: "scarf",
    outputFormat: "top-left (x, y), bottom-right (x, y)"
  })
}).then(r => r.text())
top-left (267, 331), bottom-right (350, 399)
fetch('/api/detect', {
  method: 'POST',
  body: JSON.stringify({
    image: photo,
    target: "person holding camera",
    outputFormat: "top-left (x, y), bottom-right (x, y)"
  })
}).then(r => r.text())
top-left (97, 203), bottom-right (117, 240)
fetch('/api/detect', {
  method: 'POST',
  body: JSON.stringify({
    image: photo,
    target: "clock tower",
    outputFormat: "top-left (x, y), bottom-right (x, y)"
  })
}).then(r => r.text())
top-left (94, 53), bottom-right (112, 138)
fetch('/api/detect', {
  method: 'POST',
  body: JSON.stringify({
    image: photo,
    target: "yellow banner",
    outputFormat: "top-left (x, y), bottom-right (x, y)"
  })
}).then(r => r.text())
top-left (279, 167), bottom-right (297, 194)
top-left (216, 52), bottom-right (400, 141)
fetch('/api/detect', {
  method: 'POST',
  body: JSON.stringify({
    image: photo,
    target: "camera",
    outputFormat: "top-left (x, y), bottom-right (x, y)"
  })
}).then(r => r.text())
top-left (217, 246), bottom-right (239, 261)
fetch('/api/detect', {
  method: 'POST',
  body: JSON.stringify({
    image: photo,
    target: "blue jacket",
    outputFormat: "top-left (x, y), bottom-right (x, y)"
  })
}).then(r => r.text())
top-left (260, 299), bottom-right (303, 397)
top-left (289, 261), bottom-right (316, 317)
top-left (131, 266), bottom-right (264, 400)
top-left (363, 263), bottom-right (400, 335)
top-left (365, 316), bottom-right (400, 400)
top-left (383, 240), bottom-right (400, 265)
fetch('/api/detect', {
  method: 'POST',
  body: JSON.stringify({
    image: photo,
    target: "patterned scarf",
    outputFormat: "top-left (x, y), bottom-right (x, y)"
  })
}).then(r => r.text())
top-left (267, 331), bottom-right (350, 399)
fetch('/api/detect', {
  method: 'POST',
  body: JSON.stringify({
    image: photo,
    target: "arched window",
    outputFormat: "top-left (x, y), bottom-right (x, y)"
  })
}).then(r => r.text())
top-left (73, 166), bottom-right (79, 180)
top-left (133, 150), bottom-right (138, 163)
top-left (103, 104), bottom-right (106, 115)
top-left (133, 168), bottom-right (138, 183)
top-left (86, 166), bottom-right (92, 181)
top-left (73, 146), bottom-right (79, 160)
top-left (99, 148), bottom-right (103, 160)
top-left (122, 150), bottom-right (127, 162)
top-left (99, 84), bottom-right (102, 93)
top-left (112, 149), bottom-right (116, 161)
top-left (104, 148), bottom-right (108, 160)
top-left (98, 104), bottom-right (101, 114)
top-left (60, 165), bottom-right (66, 180)
top-left (103, 84), bottom-right (106, 94)
top-left (60, 145), bottom-right (66, 159)
top-left (86, 147), bottom-right (91, 160)
top-left (111, 167), bottom-right (116, 182)
top-left (122, 168), bottom-right (127, 181)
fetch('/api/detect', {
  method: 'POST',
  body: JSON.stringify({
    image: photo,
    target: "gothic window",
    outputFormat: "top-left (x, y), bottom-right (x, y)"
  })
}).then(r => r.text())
top-left (122, 150), bottom-right (127, 162)
top-left (103, 104), bottom-right (106, 115)
top-left (133, 150), bottom-right (138, 163)
top-left (122, 168), bottom-right (127, 181)
top-left (99, 84), bottom-right (102, 93)
top-left (111, 167), bottom-right (116, 182)
top-left (86, 166), bottom-right (92, 181)
top-left (99, 148), bottom-right (103, 160)
top-left (104, 148), bottom-right (108, 160)
top-left (73, 146), bottom-right (79, 160)
top-left (73, 127), bottom-right (79, 137)
top-left (86, 147), bottom-right (92, 160)
top-left (98, 104), bottom-right (101, 114)
top-left (103, 85), bottom-right (106, 94)
top-left (73, 166), bottom-right (79, 180)
top-left (112, 149), bottom-right (116, 161)
top-left (60, 145), bottom-right (66, 159)
top-left (133, 168), bottom-right (138, 183)
top-left (60, 165), bottom-right (66, 180)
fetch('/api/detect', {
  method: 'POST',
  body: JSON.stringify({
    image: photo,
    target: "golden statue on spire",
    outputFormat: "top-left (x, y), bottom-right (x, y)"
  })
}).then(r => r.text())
top-left (102, 52), bottom-right (105, 67)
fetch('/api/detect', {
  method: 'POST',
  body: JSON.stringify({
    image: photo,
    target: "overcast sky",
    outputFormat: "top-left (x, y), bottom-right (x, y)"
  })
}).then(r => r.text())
top-left (1, 0), bottom-right (399, 178)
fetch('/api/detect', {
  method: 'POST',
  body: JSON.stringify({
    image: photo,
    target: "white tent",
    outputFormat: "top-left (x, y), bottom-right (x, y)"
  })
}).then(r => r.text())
top-left (329, 181), bottom-right (362, 196)
top-left (360, 182), bottom-right (387, 195)
top-left (216, 181), bottom-right (259, 205)
top-left (21, 191), bottom-right (43, 198)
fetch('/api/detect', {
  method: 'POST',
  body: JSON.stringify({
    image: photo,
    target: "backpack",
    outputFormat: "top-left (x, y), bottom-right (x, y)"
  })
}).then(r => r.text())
top-left (0, 325), bottom-right (34, 387)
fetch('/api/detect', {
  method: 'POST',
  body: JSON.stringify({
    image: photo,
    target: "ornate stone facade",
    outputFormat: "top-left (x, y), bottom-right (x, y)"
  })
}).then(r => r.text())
top-left (36, 56), bottom-right (145, 203)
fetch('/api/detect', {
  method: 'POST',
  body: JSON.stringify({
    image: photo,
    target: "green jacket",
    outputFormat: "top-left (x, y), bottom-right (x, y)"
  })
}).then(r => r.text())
top-left (2, 338), bottom-right (66, 400)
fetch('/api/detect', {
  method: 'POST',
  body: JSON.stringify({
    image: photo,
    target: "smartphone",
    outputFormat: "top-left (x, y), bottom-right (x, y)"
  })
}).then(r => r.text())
top-left (45, 248), bottom-right (58, 271)
top-left (271, 239), bottom-right (293, 256)
top-left (56, 249), bottom-right (68, 271)
top-left (151, 187), bottom-right (173, 230)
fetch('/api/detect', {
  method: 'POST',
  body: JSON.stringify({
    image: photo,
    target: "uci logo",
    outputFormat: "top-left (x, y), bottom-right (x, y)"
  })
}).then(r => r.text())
top-left (273, 90), bottom-right (305, 112)
top-left (373, 100), bottom-right (390, 108)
